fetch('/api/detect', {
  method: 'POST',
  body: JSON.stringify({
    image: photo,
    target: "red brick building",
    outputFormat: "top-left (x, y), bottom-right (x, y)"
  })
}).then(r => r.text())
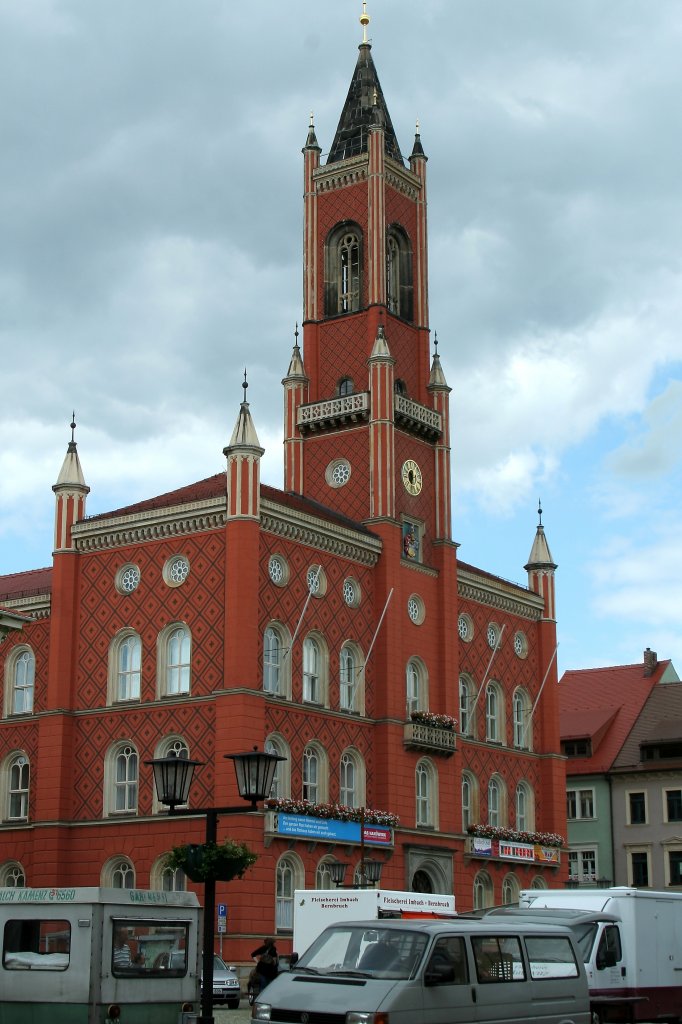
top-left (0, 26), bottom-right (567, 959)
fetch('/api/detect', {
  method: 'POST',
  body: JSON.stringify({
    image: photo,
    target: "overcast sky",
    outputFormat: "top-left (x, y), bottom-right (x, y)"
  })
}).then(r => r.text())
top-left (1, 0), bottom-right (681, 677)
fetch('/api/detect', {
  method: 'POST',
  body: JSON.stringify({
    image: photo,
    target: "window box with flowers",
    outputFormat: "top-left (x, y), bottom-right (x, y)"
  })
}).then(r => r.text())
top-left (164, 839), bottom-right (257, 883)
top-left (404, 711), bottom-right (457, 757)
top-left (266, 799), bottom-right (399, 828)
top-left (466, 825), bottom-right (564, 847)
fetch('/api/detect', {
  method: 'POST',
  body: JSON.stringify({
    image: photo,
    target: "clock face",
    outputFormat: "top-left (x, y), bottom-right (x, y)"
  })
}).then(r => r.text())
top-left (401, 459), bottom-right (423, 496)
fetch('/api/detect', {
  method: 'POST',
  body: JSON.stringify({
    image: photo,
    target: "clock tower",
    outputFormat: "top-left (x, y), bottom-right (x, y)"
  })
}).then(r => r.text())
top-left (283, 15), bottom-right (453, 566)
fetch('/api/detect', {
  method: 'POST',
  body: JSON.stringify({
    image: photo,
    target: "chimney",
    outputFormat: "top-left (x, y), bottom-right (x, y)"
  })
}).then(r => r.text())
top-left (643, 648), bottom-right (658, 677)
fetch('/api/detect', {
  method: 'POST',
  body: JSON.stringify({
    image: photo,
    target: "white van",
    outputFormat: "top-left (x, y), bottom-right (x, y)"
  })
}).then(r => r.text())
top-left (252, 917), bottom-right (591, 1024)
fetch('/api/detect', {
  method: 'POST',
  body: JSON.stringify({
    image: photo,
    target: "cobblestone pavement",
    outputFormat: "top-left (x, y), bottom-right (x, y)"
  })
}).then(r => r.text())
top-left (213, 1000), bottom-right (252, 1024)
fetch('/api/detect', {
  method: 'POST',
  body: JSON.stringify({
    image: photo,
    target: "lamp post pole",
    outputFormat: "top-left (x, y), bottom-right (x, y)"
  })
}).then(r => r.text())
top-left (147, 748), bottom-right (285, 1024)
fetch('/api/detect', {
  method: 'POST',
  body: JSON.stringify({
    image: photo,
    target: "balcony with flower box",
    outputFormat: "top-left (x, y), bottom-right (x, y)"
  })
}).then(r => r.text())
top-left (263, 799), bottom-right (398, 851)
top-left (465, 825), bottom-right (563, 867)
top-left (403, 711), bottom-right (457, 757)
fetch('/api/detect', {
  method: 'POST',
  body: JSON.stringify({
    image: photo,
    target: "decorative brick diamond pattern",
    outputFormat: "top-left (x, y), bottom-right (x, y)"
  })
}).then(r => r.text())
top-left (303, 428), bottom-right (371, 524)
top-left (76, 532), bottom-right (226, 711)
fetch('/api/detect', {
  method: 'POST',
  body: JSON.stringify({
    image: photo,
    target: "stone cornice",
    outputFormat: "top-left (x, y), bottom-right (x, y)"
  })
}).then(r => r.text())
top-left (74, 496), bottom-right (227, 551)
top-left (458, 565), bottom-right (543, 621)
top-left (260, 498), bottom-right (381, 567)
top-left (1, 594), bottom-right (50, 621)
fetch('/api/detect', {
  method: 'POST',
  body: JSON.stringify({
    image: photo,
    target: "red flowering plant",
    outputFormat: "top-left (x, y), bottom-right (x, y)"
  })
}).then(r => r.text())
top-left (266, 798), bottom-right (399, 829)
top-left (467, 824), bottom-right (564, 848)
top-left (409, 710), bottom-right (457, 731)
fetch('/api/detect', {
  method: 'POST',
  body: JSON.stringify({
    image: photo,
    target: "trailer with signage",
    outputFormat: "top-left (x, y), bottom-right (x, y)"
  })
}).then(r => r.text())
top-left (0, 886), bottom-right (201, 1024)
top-left (487, 886), bottom-right (682, 1023)
top-left (293, 888), bottom-right (456, 959)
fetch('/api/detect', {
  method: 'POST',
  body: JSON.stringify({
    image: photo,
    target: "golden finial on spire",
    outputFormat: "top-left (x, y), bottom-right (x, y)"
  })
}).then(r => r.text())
top-left (360, 1), bottom-right (370, 44)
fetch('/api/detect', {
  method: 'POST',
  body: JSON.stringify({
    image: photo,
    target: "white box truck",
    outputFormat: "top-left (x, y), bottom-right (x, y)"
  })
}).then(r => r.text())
top-left (493, 886), bottom-right (682, 1023)
top-left (293, 888), bottom-right (456, 958)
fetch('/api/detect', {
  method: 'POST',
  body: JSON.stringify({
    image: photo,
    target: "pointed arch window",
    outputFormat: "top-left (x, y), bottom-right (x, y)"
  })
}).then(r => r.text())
top-left (303, 744), bottom-right (328, 804)
top-left (104, 742), bottom-right (139, 816)
top-left (406, 658), bottom-right (428, 716)
top-left (264, 623), bottom-right (291, 698)
top-left (103, 857), bottom-right (135, 889)
top-left (416, 758), bottom-right (438, 828)
top-left (276, 853), bottom-right (303, 930)
top-left (303, 636), bottom-right (322, 704)
top-left (339, 748), bottom-right (365, 809)
top-left (485, 681), bottom-right (504, 743)
top-left (488, 775), bottom-right (507, 829)
top-left (473, 869), bottom-right (493, 910)
top-left (265, 734), bottom-right (290, 800)
top-left (157, 623), bottom-right (191, 698)
top-left (108, 630), bottom-right (142, 704)
top-left (385, 225), bottom-right (413, 321)
top-left (340, 643), bottom-right (364, 713)
top-left (325, 223), bottom-right (363, 315)
top-left (462, 770), bottom-right (479, 832)
top-left (516, 781), bottom-right (535, 833)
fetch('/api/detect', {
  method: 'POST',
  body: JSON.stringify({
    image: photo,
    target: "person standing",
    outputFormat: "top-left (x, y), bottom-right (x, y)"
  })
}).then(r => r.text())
top-left (250, 936), bottom-right (279, 994)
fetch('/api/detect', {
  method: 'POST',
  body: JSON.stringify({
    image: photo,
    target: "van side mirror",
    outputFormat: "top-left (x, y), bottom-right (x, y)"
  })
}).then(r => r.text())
top-left (290, 953), bottom-right (299, 966)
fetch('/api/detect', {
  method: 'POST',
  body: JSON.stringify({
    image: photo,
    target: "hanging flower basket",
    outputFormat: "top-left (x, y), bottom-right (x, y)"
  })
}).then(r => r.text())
top-left (410, 710), bottom-right (457, 731)
top-left (165, 840), bottom-right (257, 883)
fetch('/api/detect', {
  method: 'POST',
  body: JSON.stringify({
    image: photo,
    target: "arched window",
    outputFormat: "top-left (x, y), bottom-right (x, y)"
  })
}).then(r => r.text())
top-left (416, 758), bottom-right (438, 828)
top-left (530, 875), bottom-right (548, 890)
top-left (513, 688), bottom-right (532, 750)
top-left (338, 377), bottom-right (354, 397)
top-left (104, 742), bottom-right (139, 816)
top-left (6, 754), bottom-right (29, 821)
top-left (108, 630), bottom-right (142, 703)
top-left (316, 858), bottom-right (335, 890)
top-left (0, 862), bottom-right (25, 887)
top-left (462, 771), bottom-right (479, 832)
top-left (103, 857), bottom-right (135, 889)
top-left (157, 623), bottom-right (191, 697)
top-left (516, 781), bottom-right (535, 833)
top-left (150, 855), bottom-right (187, 892)
top-left (473, 870), bottom-right (493, 910)
top-left (263, 623), bottom-right (291, 698)
top-left (339, 748), bottom-right (365, 809)
top-left (4, 647), bottom-right (35, 716)
top-left (385, 225), bottom-right (413, 321)
top-left (459, 675), bottom-right (475, 738)
top-left (303, 744), bottom-right (328, 804)
top-left (265, 734), bottom-right (290, 799)
top-left (339, 643), bottom-right (364, 713)
top-left (325, 223), bottom-right (363, 315)
top-left (502, 873), bottom-right (520, 906)
top-left (276, 853), bottom-right (303, 930)
top-left (303, 634), bottom-right (328, 705)
top-left (485, 681), bottom-right (503, 743)
top-left (406, 658), bottom-right (428, 716)
top-left (487, 775), bottom-right (507, 828)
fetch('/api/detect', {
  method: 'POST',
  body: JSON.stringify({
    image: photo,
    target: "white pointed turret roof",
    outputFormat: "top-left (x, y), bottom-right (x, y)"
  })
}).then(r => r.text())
top-left (284, 327), bottom-right (307, 379)
top-left (224, 375), bottom-right (264, 453)
top-left (525, 507), bottom-right (557, 570)
top-left (53, 419), bottom-right (89, 493)
top-left (428, 337), bottom-right (449, 389)
top-left (369, 323), bottom-right (392, 360)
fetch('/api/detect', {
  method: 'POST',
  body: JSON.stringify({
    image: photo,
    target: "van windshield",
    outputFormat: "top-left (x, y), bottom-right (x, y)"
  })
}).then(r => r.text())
top-left (297, 926), bottom-right (428, 980)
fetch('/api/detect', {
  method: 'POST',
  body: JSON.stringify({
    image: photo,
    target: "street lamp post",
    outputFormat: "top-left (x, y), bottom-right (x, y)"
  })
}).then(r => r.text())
top-left (147, 747), bottom-right (285, 1024)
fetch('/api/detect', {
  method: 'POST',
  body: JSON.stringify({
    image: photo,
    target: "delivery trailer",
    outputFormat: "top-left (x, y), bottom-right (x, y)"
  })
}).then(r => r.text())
top-left (0, 886), bottom-right (202, 1024)
top-left (491, 886), bottom-right (682, 1023)
top-left (292, 887), bottom-right (456, 959)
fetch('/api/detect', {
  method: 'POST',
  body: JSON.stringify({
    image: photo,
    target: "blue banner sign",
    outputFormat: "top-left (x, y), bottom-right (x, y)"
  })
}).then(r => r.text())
top-left (275, 813), bottom-right (393, 846)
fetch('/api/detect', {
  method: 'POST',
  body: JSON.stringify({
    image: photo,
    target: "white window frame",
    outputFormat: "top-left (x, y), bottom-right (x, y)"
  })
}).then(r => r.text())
top-left (276, 853), bottom-right (304, 930)
top-left (567, 847), bottom-right (597, 884)
top-left (512, 688), bottom-right (532, 750)
top-left (406, 657), bottom-right (428, 716)
top-left (502, 873), bottom-right (520, 905)
top-left (462, 771), bottom-right (478, 832)
top-left (265, 734), bottom-right (291, 800)
top-left (6, 753), bottom-right (30, 821)
top-left (663, 843), bottom-right (682, 888)
top-left (102, 857), bottom-right (135, 888)
top-left (459, 675), bottom-right (475, 737)
top-left (567, 787), bottom-right (595, 821)
top-left (105, 742), bottom-right (139, 816)
top-left (473, 870), bottom-right (493, 910)
top-left (339, 642), bottom-right (364, 714)
top-left (416, 758), bottom-right (438, 829)
top-left (157, 623), bottom-right (191, 698)
top-left (515, 780), bottom-right (535, 833)
top-left (339, 748), bottom-right (365, 809)
top-left (302, 743), bottom-right (328, 804)
top-left (485, 682), bottom-right (503, 743)
top-left (4, 646), bottom-right (35, 716)
top-left (108, 629), bottom-right (142, 704)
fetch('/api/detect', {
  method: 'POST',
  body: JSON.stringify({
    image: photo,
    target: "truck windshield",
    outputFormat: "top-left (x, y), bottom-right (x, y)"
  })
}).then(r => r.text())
top-left (569, 922), bottom-right (598, 962)
top-left (297, 926), bottom-right (428, 980)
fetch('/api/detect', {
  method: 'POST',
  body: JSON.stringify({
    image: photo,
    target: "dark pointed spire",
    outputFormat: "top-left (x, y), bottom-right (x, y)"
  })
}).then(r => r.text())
top-left (303, 111), bottom-right (320, 151)
top-left (327, 14), bottom-right (402, 165)
top-left (411, 119), bottom-right (427, 160)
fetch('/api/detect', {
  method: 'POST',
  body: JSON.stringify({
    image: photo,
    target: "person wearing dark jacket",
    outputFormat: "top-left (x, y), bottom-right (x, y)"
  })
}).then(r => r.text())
top-left (251, 936), bottom-right (279, 994)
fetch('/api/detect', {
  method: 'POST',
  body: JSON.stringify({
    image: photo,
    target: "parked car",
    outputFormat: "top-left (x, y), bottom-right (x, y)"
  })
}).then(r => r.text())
top-left (201, 954), bottom-right (240, 1009)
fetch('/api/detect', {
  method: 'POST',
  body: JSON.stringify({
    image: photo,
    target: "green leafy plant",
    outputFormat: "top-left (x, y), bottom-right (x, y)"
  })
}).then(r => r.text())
top-left (165, 840), bottom-right (257, 883)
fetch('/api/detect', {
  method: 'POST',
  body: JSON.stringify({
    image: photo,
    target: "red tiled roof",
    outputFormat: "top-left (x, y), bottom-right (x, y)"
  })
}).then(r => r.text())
top-left (85, 476), bottom-right (375, 537)
top-left (559, 661), bottom-right (668, 774)
top-left (0, 567), bottom-right (52, 601)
